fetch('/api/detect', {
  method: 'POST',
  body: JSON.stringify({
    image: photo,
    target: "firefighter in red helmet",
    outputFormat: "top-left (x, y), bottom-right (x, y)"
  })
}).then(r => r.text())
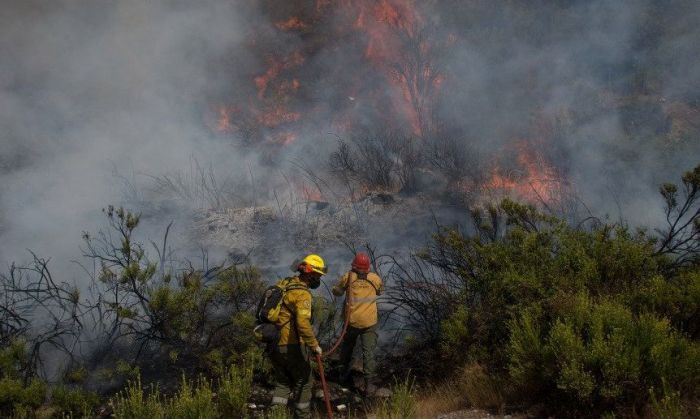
top-left (332, 252), bottom-right (384, 395)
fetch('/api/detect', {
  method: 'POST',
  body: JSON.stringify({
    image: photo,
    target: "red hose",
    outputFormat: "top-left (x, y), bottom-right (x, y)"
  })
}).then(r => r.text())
top-left (323, 286), bottom-right (351, 358)
top-left (315, 274), bottom-right (358, 418)
top-left (315, 353), bottom-right (334, 419)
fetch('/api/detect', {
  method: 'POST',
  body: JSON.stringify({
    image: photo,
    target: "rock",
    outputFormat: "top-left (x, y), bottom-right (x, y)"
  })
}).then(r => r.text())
top-left (374, 387), bottom-right (392, 398)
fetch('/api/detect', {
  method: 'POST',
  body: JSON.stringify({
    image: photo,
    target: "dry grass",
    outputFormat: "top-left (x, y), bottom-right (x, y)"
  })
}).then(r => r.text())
top-left (415, 363), bottom-right (504, 418)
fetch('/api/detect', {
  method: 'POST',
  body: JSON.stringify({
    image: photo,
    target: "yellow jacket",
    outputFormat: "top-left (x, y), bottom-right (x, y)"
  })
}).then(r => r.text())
top-left (332, 271), bottom-right (383, 329)
top-left (275, 277), bottom-right (319, 348)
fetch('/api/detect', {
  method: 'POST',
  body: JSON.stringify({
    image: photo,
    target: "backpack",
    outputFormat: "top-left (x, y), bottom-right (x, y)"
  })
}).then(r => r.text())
top-left (253, 279), bottom-right (309, 344)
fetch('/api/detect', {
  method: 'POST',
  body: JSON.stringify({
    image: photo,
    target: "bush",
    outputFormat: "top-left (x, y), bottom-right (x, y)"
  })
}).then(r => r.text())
top-left (216, 355), bottom-right (256, 419)
top-left (378, 376), bottom-right (417, 419)
top-left (328, 133), bottom-right (425, 194)
top-left (167, 374), bottom-right (217, 419)
top-left (509, 298), bottom-right (700, 409)
top-left (51, 386), bottom-right (99, 417)
top-left (111, 376), bottom-right (165, 419)
top-left (0, 377), bottom-right (45, 416)
top-left (400, 164), bottom-right (700, 415)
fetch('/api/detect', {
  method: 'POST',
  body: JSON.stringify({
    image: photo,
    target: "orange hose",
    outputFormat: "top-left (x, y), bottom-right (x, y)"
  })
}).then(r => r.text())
top-left (315, 353), bottom-right (334, 419)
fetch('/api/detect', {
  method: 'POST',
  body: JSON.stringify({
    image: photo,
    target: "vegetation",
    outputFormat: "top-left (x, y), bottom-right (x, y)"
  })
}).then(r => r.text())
top-left (0, 205), bottom-right (267, 417)
top-left (388, 164), bottom-right (700, 416)
top-left (1, 161), bottom-right (699, 417)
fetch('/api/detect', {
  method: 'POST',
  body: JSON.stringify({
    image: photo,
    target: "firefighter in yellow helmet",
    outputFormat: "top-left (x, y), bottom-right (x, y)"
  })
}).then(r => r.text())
top-left (332, 252), bottom-right (383, 396)
top-left (270, 254), bottom-right (327, 419)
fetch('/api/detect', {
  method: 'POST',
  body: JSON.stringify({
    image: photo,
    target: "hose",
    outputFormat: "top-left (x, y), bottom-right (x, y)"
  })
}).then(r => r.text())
top-left (315, 353), bottom-right (334, 419)
top-left (315, 276), bottom-right (353, 418)
top-left (323, 282), bottom-right (352, 358)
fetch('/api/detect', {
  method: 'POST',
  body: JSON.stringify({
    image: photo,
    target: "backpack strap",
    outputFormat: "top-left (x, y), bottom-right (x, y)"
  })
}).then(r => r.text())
top-left (349, 271), bottom-right (379, 295)
top-left (280, 282), bottom-right (313, 343)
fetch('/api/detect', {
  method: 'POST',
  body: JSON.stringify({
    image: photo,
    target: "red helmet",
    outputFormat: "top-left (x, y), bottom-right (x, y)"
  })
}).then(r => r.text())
top-left (351, 252), bottom-right (371, 273)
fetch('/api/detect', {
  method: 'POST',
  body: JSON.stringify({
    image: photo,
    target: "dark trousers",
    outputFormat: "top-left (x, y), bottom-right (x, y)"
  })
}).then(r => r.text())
top-left (270, 344), bottom-right (312, 419)
top-left (339, 324), bottom-right (377, 384)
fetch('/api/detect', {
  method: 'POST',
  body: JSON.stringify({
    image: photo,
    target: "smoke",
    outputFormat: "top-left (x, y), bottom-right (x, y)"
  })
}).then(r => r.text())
top-left (0, 1), bottom-right (262, 271)
top-left (1, 0), bottom-right (700, 277)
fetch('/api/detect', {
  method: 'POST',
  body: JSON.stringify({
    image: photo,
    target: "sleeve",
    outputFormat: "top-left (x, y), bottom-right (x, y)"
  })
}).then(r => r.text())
top-left (291, 292), bottom-right (319, 348)
top-left (374, 274), bottom-right (384, 296)
top-left (331, 272), bottom-right (349, 296)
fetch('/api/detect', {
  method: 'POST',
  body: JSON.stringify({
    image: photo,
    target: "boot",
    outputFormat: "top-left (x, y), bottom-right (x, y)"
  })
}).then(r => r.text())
top-left (338, 370), bottom-right (353, 388)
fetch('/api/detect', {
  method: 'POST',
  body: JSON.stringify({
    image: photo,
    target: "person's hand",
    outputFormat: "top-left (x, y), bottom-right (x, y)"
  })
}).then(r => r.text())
top-left (312, 345), bottom-right (323, 356)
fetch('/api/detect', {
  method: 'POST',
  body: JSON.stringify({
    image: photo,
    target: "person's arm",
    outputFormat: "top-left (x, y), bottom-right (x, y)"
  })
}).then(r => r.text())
top-left (374, 274), bottom-right (384, 296)
top-left (332, 272), bottom-right (349, 296)
top-left (291, 292), bottom-right (319, 348)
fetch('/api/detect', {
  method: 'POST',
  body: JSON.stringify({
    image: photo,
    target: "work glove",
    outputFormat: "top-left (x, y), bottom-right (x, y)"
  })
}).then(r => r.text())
top-left (312, 345), bottom-right (323, 356)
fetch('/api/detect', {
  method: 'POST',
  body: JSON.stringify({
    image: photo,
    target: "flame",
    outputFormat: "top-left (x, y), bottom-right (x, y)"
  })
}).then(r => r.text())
top-left (301, 184), bottom-right (323, 201)
top-left (486, 142), bottom-right (566, 204)
top-left (254, 50), bottom-right (305, 99)
top-left (275, 16), bottom-right (308, 31)
top-left (256, 106), bottom-right (301, 127)
top-left (274, 132), bottom-right (298, 145)
top-left (214, 1), bottom-right (446, 144)
top-left (349, 0), bottom-right (440, 137)
top-left (216, 107), bottom-right (232, 132)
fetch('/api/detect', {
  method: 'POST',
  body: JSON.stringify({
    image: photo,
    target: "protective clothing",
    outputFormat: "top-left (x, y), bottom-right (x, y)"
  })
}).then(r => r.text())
top-left (339, 324), bottom-right (378, 390)
top-left (351, 252), bottom-right (371, 273)
top-left (332, 271), bottom-right (383, 329)
top-left (300, 254), bottom-right (328, 275)
top-left (275, 277), bottom-right (319, 348)
top-left (270, 344), bottom-right (313, 419)
top-left (270, 274), bottom-right (322, 419)
top-left (333, 267), bottom-right (383, 395)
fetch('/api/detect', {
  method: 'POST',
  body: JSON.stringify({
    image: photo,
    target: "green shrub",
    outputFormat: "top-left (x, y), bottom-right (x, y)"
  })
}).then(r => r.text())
top-left (379, 376), bottom-right (417, 419)
top-left (111, 375), bottom-right (165, 419)
top-left (217, 361), bottom-right (254, 418)
top-left (649, 379), bottom-right (684, 419)
top-left (265, 405), bottom-right (293, 419)
top-left (426, 167), bottom-right (700, 415)
top-left (166, 374), bottom-right (216, 419)
top-left (51, 386), bottom-right (99, 417)
top-left (0, 377), bottom-right (46, 416)
top-left (507, 297), bottom-right (700, 412)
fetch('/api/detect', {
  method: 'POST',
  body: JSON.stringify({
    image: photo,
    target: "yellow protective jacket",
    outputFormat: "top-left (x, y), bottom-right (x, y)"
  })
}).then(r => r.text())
top-left (332, 270), bottom-right (383, 329)
top-left (275, 276), bottom-right (319, 348)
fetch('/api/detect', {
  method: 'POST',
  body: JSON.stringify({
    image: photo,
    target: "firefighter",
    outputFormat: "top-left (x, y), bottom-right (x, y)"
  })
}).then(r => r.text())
top-left (270, 254), bottom-right (327, 419)
top-left (332, 252), bottom-right (384, 396)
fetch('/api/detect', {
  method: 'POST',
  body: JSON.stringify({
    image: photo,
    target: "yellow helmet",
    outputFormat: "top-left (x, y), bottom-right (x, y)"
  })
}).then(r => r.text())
top-left (300, 254), bottom-right (327, 275)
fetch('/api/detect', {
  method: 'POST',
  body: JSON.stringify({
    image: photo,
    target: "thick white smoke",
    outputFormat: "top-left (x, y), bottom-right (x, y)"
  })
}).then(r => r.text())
top-left (1, 0), bottom-right (699, 277)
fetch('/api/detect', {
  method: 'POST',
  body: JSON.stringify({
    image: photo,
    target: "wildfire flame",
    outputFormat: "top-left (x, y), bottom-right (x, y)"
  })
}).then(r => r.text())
top-left (212, 2), bottom-right (565, 207)
top-left (486, 142), bottom-right (567, 204)
top-left (216, 107), bottom-right (232, 132)
top-left (275, 16), bottom-right (309, 31)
